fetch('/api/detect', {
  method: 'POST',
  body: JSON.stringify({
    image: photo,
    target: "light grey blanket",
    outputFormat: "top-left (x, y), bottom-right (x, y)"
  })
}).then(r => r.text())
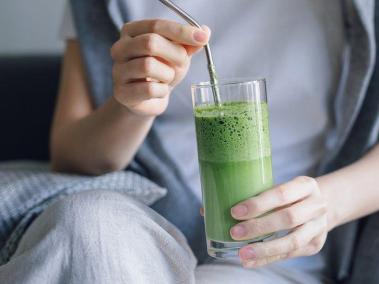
top-left (0, 161), bottom-right (166, 266)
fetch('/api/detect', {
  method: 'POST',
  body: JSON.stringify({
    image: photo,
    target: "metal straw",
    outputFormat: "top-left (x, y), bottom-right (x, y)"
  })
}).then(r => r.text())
top-left (158, 0), bottom-right (222, 105)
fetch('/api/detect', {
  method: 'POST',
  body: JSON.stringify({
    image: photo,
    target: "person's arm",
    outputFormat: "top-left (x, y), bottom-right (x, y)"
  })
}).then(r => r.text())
top-left (51, 20), bottom-right (210, 174)
top-left (51, 40), bottom-right (154, 174)
top-left (227, 144), bottom-right (379, 268)
top-left (318, 144), bottom-right (379, 229)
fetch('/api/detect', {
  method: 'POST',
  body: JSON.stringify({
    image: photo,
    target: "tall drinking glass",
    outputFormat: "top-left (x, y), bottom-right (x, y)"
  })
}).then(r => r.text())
top-left (192, 78), bottom-right (273, 258)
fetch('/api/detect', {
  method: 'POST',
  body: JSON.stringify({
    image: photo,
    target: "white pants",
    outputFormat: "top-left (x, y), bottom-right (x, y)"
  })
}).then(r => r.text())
top-left (0, 191), bottom-right (324, 284)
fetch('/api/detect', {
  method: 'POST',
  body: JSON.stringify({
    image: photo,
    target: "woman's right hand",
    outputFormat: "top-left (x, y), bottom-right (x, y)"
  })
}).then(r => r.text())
top-left (111, 19), bottom-right (210, 117)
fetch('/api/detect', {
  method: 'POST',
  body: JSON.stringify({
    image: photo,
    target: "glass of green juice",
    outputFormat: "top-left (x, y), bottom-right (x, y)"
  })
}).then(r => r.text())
top-left (192, 78), bottom-right (273, 258)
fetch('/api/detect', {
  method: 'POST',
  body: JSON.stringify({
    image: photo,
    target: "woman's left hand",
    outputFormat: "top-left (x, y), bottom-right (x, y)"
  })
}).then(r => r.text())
top-left (230, 176), bottom-right (329, 268)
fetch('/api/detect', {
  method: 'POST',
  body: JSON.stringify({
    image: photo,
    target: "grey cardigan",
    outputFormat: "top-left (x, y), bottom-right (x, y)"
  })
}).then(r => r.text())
top-left (70, 0), bottom-right (379, 282)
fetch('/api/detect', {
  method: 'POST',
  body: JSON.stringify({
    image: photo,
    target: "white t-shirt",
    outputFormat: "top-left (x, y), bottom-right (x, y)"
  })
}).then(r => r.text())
top-left (61, 0), bottom-right (346, 272)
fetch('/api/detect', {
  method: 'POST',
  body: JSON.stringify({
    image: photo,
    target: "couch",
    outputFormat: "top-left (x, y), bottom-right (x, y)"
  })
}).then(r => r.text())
top-left (0, 56), bottom-right (61, 162)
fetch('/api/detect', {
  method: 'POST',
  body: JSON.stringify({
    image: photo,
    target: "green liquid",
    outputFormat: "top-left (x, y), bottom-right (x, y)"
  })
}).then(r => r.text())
top-left (195, 102), bottom-right (273, 242)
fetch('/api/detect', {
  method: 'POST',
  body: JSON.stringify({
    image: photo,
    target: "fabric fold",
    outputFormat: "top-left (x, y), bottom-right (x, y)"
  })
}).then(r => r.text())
top-left (0, 161), bottom-right (166, 265)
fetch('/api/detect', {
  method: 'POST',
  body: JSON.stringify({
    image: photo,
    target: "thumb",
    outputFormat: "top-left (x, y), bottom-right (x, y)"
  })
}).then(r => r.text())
top-left (186, 25), bottom-right (211, 56)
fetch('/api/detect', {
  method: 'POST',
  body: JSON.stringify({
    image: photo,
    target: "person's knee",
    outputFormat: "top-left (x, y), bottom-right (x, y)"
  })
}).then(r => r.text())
top-left (47, 190), bottom-right (192, 251)
top-left (50, 190), bottom-right (154, 242)
top-left (13, 191), bottom-right (149, 260)
top-left (13, 190), bottom-right (197, 282)
top-left (51, 190), bottom-right (196, 267)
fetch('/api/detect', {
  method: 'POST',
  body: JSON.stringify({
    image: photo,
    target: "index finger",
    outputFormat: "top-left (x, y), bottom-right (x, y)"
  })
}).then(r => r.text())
top-left (122, 19), bottom-right (210, 46)
top-left (239, 217), bottom-right (326, 266)
top-left (231, 176), bottom-right (319, 220)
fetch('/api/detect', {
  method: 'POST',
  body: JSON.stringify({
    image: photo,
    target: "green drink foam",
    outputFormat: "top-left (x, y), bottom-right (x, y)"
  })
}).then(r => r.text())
top-left (194, 102), bottom-right (271, 162)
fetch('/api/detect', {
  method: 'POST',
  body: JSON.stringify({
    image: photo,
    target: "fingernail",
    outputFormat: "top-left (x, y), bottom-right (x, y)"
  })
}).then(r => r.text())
top-left (239, 247), bottom-right (256, 260)
top-left (231, 205), bottom-right (248, 218)
top-left (231, 225), bottom-right (246, 238)
top-left (194, 30), bottom-right (207, 42)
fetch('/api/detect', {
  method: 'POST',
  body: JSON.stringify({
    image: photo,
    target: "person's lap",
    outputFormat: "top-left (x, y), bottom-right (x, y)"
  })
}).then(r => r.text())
top-left (0, 190), bottom-right (324, 284)
top-left (197, 260), bottom-right (324, 284)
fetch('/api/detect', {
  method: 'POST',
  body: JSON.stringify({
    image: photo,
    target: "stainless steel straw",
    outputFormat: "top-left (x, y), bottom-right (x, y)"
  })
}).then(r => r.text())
top-left (158, 0), bottom-right (222, 105)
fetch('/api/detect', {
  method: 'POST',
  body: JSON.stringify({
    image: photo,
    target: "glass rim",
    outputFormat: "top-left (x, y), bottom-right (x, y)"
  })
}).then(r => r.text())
top-left (191, 77), bottom-right (266, 89)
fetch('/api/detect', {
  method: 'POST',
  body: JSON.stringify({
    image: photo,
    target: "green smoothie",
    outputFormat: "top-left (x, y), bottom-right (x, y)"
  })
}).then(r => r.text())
top-left (194, 102), bottom-right (273, 242)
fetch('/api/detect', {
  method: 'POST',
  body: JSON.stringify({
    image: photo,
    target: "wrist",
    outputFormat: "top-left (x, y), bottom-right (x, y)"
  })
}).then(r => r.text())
top-left (110, 96), bottom-right (156, 122)
top-left (316, 175), bottom-right (339, 231)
